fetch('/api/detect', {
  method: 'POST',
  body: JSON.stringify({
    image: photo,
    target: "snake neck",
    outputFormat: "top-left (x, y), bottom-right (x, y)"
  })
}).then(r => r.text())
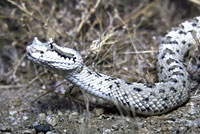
top-left (64, 65), bottom-right (116, 100)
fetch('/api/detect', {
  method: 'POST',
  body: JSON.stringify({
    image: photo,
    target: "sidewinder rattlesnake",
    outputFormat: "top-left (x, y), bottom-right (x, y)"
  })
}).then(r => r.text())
top-left (26, 16), bottom-right (200, 115)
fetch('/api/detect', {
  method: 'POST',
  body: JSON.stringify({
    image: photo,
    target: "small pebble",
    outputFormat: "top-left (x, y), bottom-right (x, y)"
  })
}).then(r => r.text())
top-left (38, 113), bottom-right (46, 124)
top-left (57, 111), bottom-right (63, 116)
top-left (78, 117), bottom-right (85, 124)
top-left (0, 125), bottom-right (13, 132)
top-left (47, 110), bottom-right (53, 115)
top-left (46, 131), bottom-right (57, 134)
top-left (46, 115), bottom-right (58, 126)
top-left (102, 129), bottom-right (111, 134)
top-left (187, 102), bottom-right (197, 115)
top-left (9, 110), bottom-right (17, 116)
top-left (34, 124), bottom-right (51, 133)
top-left (71, 111), bottom-right (79, 116)
top-left (94, 108), bottom-right (104, 116)
top-left (22, 115), bottom-right (29, 121)
top-left (197, 118), bottom-right (200, 128)
top-left (22, 129), bottom-right (36, 134)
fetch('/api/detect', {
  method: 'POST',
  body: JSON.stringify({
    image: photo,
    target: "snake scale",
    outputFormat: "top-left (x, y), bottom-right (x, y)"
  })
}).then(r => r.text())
top-left (26, 16), bottom-right (200, 115)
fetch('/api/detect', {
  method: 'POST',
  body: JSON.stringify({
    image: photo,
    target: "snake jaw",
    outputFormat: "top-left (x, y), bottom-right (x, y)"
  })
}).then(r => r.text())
top-left (27, 37), bottom-right (83, 71)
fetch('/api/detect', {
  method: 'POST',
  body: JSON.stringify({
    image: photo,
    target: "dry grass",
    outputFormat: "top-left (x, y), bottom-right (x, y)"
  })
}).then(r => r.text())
top-left (0, 0), bottom-right (199, 84)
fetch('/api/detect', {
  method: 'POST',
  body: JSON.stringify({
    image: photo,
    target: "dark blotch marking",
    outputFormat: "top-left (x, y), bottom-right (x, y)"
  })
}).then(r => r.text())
top-left (160, 66), bottom-right (164, 71)
top-left (171, 41), bottom-right (178, 44)
top-left (53, 50), bottom-right (72, 60)
top-left (95, 72), bottom-right (102, 77)
top-left (168, 65), bottom-right (177, 71)
top-left (163, 97), bottom-right (168, 101)
top-left (161, 54), bottom-right (165, 59)
top-left (166, 36), bottom-right (172, 39)
top-left (178, 30), bottom-right (187, 35)
top-left (72, 57), bottom-right (76, 62)
top-left (133, 87), bottom-right (142, 92)
top-left (114, 81), bottom-right (120, 88)
top-left (125, 81), bottom-right (132, 85)
top-left (98, 81), bottom-right (102, 85)
top-left (144, 83), bottom-right (155, 88)
top-left (126, 101), bottom-right (130, 106)
top-left (150, 92), bottom-right (156, 97)
top-left (166, 58), bottom-right (178, 65)
top-left (121, 101), bottom-right (128, 106)
top-left (49, 43), bottom-right (53, 49)
top-left (163, 105), bottom-right (168, 110)
top-left (180, 24), bottom-right (185, 29)
top-left (87, 70), bottom-right (92, 74)
top-left (182, 80), bottom-right (186, 87)
top-left (154, 110), bottom-right (159, 113)
top-left (182, 40), bottom-right (186, 44)
top-left (192, 23), bottom-right (197, 27)
top-left (172, 71), bottom-right (184, 76)
top-left (146, 107), bottom-right (150, 111)
top-left (108, 93), bottom-right (111, 96)
top-left (169, 78), bottom-right (178, 83)
top-left (161, 48), bottom-right (176, 59)
top-left (135, 107), bottom-right (139, 111)
top-left (170, 87), bottom-right (177, 92)
top-left (159, 89), bottom-right (165, 93)
top-left (144, 97), bottom-right (149, 102)
top-left (178, 92), bottom-right (183, 101)
top-left (105, 77), bottom-right (117, 81)
top-left (168, 65), bottom-right (183, 72)
top-left (109, 85), bottom-right (113, 89)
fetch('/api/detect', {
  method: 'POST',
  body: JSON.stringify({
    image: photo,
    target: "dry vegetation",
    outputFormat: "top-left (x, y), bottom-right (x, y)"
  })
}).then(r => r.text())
top-left (0, 0), bottom-right (200, 133)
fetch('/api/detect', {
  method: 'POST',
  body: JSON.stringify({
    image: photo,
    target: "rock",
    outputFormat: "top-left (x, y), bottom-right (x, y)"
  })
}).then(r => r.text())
top-left (34, 124), bottom-right (51, 133)
top-left (46, 115), bottom-right (58, 126)
top-left (70, 111), bottom-right (79, 116)
top-left (22, 129), bottom-right (36, 134)
top-left (102, 128), bottom-right (112, 134)
top-left (38, 113), bottom-right (46, 124)
top-left (94, 108), bottom-right (104, 116)
top-left (46, 131), bottom-right (57, 134)
top-left (197, 118), bottom-right (200, 128)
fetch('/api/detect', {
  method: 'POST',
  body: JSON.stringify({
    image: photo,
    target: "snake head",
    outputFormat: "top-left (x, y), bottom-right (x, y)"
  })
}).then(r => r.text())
top-left (26, 37), bottom-right (83, 72)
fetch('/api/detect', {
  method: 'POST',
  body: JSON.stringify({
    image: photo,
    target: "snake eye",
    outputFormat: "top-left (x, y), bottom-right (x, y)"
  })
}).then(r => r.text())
top-left (49, 43), bottom-right (53, 49)
top-left (40, 51), bottom-right (44, 54)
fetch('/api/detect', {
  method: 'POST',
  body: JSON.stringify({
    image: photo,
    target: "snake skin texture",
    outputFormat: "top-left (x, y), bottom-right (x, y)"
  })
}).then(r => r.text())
top-left (26, 16), bottom-right (200, 115)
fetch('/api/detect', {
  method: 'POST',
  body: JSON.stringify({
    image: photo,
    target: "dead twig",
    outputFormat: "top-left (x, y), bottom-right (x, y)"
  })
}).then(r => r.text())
top-left (119, 0), bottom-right (160, 26)
top-left (77, 0), bottom-right (101, 34)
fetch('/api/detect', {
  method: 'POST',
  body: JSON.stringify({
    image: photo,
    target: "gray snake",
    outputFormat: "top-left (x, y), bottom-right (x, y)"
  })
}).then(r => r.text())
top-left (26, 16), bottom-right (200, 115)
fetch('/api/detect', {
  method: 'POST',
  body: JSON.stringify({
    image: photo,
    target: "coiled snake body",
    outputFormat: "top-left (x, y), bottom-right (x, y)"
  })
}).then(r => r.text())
top-left (27, 17), bottom-right (200, 115)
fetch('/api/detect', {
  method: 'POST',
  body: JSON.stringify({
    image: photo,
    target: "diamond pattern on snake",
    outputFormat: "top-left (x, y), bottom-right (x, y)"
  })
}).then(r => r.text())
top-left (26, 16), bottom-right (200, 115)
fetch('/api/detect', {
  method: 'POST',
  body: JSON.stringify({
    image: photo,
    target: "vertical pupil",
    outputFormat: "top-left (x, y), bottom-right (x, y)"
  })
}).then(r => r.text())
top-left (50, 43), bottom-right (53, 49)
